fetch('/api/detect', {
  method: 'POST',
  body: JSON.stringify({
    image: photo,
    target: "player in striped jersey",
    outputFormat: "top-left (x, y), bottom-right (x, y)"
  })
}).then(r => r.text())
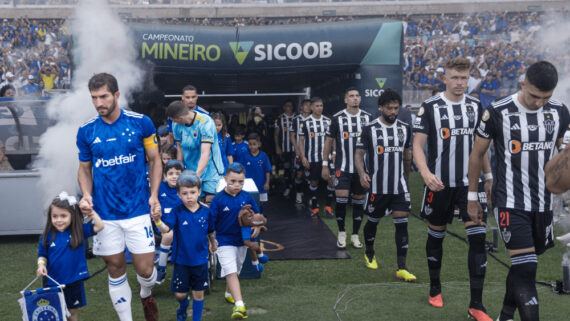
top-left (469, 61), bottom-right (570, 321)
top-left (355, 89), bottom-right (416, 282)
top-left (298, 97), bottom-right (335, 217)
top-left (545, 125), bottom-right (570, 194)
top-left (290, 99), bottom-right (312, 203)
top-left (76, 73), bottom-right (160, 321)
top-left (413, 58), bottom-right (493, 319)
top-left (322, 87), bottom-right (372, 249)
top-left (273, 100), bottom-right (296, 197)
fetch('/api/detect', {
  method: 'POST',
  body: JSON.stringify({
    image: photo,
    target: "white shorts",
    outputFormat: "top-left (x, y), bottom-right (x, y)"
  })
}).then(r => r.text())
top-left (216, 245), bottom-right (248, 278)
top-left (259, 192), bottom-right (268, 202)
top-left (92, 214), bottom-right (155, 256)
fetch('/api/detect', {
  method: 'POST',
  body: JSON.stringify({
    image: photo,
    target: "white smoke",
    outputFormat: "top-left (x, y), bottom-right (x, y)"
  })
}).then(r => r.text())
top-left (35, 0), bottom-right (144, 205)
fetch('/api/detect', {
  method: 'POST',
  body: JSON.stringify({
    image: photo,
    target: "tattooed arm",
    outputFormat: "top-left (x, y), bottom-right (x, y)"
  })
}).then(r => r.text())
top-left (545, 142), bottom-right (570, 194)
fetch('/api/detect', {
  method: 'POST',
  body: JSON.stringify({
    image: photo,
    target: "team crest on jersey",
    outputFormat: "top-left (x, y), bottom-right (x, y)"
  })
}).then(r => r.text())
top-left (502, 230), bottom-right (511, 243)
top-left (397, 129), bottom-right (405, 143)
top-left (192, 131), bottom-right (198, 138)
top-left (367, 203), bottom-right (375, 213)
top-left (466, 108), bottom-right (476, 122)
top-left (424, 205), bottom-right (433, 215)
top-left (417, 107), bottom-right (425, 116)
top-left (543, 116), bottom-right (555, 135)
top-left (482, 110), bottom-right (490, 121)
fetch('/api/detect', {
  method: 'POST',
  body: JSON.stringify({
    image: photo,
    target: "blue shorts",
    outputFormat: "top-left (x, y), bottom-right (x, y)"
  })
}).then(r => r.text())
top-left (64, 280), bottom-right (86, 309)
top-left (201, 179), bottom-right (219, 195)
top-left (171, 263), bottom-right (209, 293)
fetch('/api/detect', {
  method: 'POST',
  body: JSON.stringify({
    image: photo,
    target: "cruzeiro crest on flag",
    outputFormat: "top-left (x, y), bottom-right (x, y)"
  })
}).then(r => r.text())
top-left (375, 77), bottom-right (387, 89)
top-left (229, 41), bottom-right (254, 65)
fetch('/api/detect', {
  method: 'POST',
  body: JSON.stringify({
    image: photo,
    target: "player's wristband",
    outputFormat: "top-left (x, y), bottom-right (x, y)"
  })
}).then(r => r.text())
top-left (37, 258), bottom-right (46, 265)
top-left (467, 191), bottom-right (479, 201)
top-left (156, 220), bottom-right (162, 226)
top-left (322, 161), bottom-right (329, 166)
top-left (484, 172), bottom-right (493, 181)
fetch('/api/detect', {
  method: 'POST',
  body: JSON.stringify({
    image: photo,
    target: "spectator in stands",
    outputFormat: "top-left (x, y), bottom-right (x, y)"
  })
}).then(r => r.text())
top-left (0, 84), bottom-right (15, 97)
top-left (20, 74), bottom-right (42, 96)
top-left (476, 72), bottom-right (499, 109)
top-left (0, 71), bottom-right (18, 95)
top-left (39, 62), bottom-right (60, 90)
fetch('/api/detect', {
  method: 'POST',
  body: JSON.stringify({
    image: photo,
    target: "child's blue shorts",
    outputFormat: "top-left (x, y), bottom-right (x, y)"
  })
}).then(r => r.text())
top-left (171, 263), bottom-right (209, 293)
top-left (64, 279), bottom-right (86, 309)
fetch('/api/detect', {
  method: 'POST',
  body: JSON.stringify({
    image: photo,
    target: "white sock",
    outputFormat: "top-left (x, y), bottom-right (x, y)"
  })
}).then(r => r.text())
top-left (252, 260), bottom-right (259, 265)
top-left (137, 267), bottom-right (156, 299)
top-left (225, 291), bottom-right (232, 298)
top-left (235, 300), bottom-right (244, 307)
top-left (158, 244), bottom-right (171, 268)
top-left (109, 273), bottom-right (133, 321)
top-left (258, 253), bottom-right (265, 258)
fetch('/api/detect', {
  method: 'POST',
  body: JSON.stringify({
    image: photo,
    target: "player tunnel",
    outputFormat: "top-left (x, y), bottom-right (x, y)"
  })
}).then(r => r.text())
top-left (130, 19), bottom-right (403, 115)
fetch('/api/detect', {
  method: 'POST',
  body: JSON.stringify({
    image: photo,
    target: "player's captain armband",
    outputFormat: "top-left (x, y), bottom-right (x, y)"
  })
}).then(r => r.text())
top-left (143, 134), bottom-right (158, 149)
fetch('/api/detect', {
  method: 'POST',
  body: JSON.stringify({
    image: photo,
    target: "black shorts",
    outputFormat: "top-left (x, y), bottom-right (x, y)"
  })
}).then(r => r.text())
top-left (366, 193), bottom-right (411, 219)
top-left (494, 208), bottom-right (554, 255)
top-left (280, 152), bottom-right (295, 166)
top-left (333, 170), bottom-right (367, 195)
top-left (171, 263), bottom-right (210, 293)
top-left (420, 183), bottom-right (488, 226)
top-left (64, 280), bottom-right (86, 309)
top-left (307, 162), bottom-right (323, 181)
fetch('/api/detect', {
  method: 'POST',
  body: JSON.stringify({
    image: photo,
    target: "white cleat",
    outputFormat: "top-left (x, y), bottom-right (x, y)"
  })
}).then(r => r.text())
top-left (337, 231), bottom-right (346, 248)
top-left (556, 231), bottom-right (570, 243)
top-left (295, 192), bottom-right (303, 204)
top-left (351, 234), bottom-right (363, 248)
top-left (283, 188), bottom-right (291, 198)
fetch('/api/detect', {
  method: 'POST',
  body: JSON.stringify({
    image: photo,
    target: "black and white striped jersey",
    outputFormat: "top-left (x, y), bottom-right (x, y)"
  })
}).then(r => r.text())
top-left (477, 94), bottom-right (570, 212)
top-left (327, 109), bottom-right (371, 173)
top-left (274, 113), bottom-right (296, 153)
top-left (290, 114), bottom-right (311, 147)
top-left (413, 93), bottom-right (482, 187)
top-left (357, 118), bottom-right (411, 194)
top-left (299, 115), bottom-right (331, 163)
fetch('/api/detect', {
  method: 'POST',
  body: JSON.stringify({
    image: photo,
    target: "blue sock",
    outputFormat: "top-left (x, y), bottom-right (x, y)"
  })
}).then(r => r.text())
top-left (178, 296), bottom-right (190, 310)
top-left (192, 299), bottom-right (204, 321)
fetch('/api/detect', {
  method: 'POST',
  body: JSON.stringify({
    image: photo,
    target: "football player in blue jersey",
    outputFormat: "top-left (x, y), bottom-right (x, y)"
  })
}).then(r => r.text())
top-left (152, 171), bottom-right (217, 321)
top-left (166, 101), bottom-right (224, 204)
top-left (166, 85), bottom-right (209, 145)
top-left (37, 192), bottom-right (104, 321)
top-left (77, 73), bottom-right (162, 321)
top-left (210, 162), bottom-right (260, 320)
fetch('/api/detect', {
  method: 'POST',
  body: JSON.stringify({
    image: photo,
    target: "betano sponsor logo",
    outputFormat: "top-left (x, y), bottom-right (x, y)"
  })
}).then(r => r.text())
top-left (365, 77), bottom-right (388, 97)
top-left (508, 140), bottom-right (554, 154)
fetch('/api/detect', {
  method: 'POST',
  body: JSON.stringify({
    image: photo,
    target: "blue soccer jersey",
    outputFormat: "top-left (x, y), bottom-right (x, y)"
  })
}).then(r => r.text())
top-left (210, 189), bottom-right (259, 247)
top-left (243, 151), bottom-right (272, 193)
top-left (76, 110), bottom-right (158, 220)
top-left (229, 141), bottom-right (249, 164)
top-left (167, 105), bottom-right (209, 133)
top-left (159, 181), bottom-right (182, 217)
top-left (163, 204), bottom-right (213, 267)
top-left (172, 113), bottom-right (224, 183)
top-left (38, 223), bottom-right (96, 286)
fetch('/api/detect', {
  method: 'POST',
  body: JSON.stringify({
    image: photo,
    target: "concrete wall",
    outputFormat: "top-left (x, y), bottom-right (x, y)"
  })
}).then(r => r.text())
top-left (0, 0), bottom-right (565, 20)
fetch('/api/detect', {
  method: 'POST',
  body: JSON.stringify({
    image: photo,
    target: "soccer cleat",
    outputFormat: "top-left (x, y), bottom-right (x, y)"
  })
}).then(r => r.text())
top-left (468, 307), bottom-right (492, 321)
top-left (296, 192), bottom-right (303, 203)
top-left (253, 263), bottom-right (264, 273)
top-left (141, 295), bottom-right (159, 321)
top-left (176, 296), bottom-right (189, 321)
top-left (311, 208), bottom-right (319, 216)
top-left (225, 294), bottom-right (235, 304)
top-left (283, 188), bottom-right (291, 198)
top-left (155, 268), bottom-right (166, 285)
top-left (324, 206), bottom-right (334, 218)
top-left (364, 254), bottom-right (378, 269)
top-left (337, 231), bottom-right (347, 248)
top-left (351, 234), bottom-right (363, 248)
top-left (428, 293), bottom-right (443, 308)
top-left (258, 254), bottom-right (269, 264)
top-left (231, 305), bottom-right (248, 319)
top-left (396, 269), bottom-right (417, 282)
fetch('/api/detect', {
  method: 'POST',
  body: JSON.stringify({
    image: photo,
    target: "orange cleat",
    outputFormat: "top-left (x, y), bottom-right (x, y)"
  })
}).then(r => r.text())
top-left (468, 308), bottom-right (492, 321)
top-left (428, 293), bottom-right (443, 308)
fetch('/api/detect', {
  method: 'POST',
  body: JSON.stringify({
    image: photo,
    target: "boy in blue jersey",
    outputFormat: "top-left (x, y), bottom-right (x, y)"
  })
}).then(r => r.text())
top-left (229, 125), bottom-right (248, 164)
top-left (243, 133), bottom-right (272, 213)
top-left (156, 160), bottom-right (185, 285)
top-left (167, 100), bottom-right (224, 203)
top-left (152, 171), bottom-right (216, 321)
top-left (210, 163), bottom-right (259, 320)
top-left (77, 73), bottom-right (162, 321)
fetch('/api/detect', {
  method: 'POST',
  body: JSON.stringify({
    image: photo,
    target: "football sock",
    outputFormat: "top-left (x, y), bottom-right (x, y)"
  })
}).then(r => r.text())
top-left (283, 164), bottom-right (292, 188)
top-left (295, 178), bottom-right (304, 194)
top-left (364, 216), bottom-right (380, 260)
top-left (178, 296), bottom-right (190, 311)
top-left (426, 227), bottom-right (446, 296)
top-left (466, 226), bottom-right (487, 309)
top-left (499, 269), bottom-right (516, 321)
top-left (335, 197), bottom-right (348, 232)
top-left (326, 186), bottom-right (335, 206)
top-left (235, 300), bottom-right (244, 307)
top-left (351, 198), bottom-right (365, 234)
top-left (309, 184), bottom-right (319, 209)
top-left (511, 253), bottom-right (539, 321)
top-left (192, 299), bottom-right (204, 321)
top-left (109, 273), bottom-right (133, 321)
top-left (394, 217), bottom-right (409, 270)
top-left (137, 267), bottom-right (156, 299)
top-left (158, 244), bottom-right (171, 270)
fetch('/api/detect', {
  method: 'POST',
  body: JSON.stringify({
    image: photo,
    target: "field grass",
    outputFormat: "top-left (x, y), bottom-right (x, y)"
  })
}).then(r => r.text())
top-left (2, 172), bottom-right (570, 320)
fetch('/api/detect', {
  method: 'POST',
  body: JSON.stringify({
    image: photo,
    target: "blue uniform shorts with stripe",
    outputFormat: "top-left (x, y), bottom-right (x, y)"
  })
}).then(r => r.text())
top-left (63, 280), bottom-right (86, 309)
top-left (171, 263), bottom-right (210, 293)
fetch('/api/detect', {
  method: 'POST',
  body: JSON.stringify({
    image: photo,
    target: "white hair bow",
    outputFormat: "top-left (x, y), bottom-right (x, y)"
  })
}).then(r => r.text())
top-left (57, 191), bottom-right (77, 206)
